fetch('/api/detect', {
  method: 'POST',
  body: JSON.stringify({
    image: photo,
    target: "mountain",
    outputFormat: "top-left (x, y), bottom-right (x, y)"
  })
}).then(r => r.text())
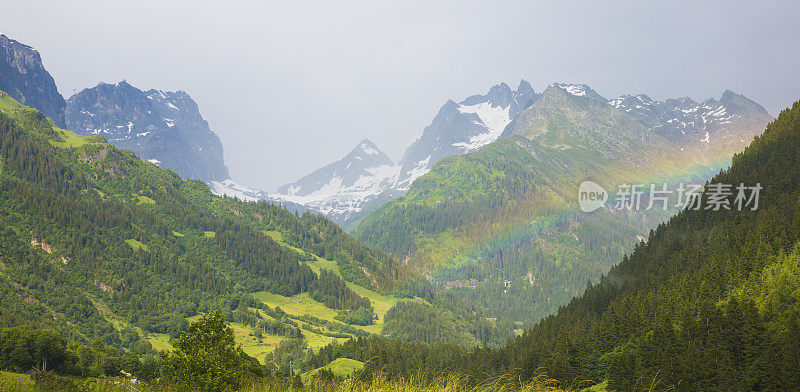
top-left (208, 178), bottom-right (268, 202)
top-left (63, 78), bottom-right (273, 207)
top-left (314, 99), bottom-right (800, 392)
top-left (65, 81), bottom-right (230, 182)
top-left (0, 34), bottom-right (66, 128)
top-left (396, 80), bottom-right (538, 186)
top-left (502, 83), bottom-right (658, 157)
top-left (278, 140), bottom-right (395, 197)
top-left (271, 81), bottom-right (539, 227)
top-left (0, 89), bottom-right (409, 365)
top-left (461, 98), bottom-right (800, 390)
top-left (0, 35), bottom-right (235, 187)
top-left (354, 83), bottom-right (772, 328)
top-left (608, 89), bottom-right (771, 154)
top-left (208, 140), bottom-right (396, 220)
top-left (271, 140), bottom-right (402, 225)
top-left (273, 82), bottom-right (771, 231)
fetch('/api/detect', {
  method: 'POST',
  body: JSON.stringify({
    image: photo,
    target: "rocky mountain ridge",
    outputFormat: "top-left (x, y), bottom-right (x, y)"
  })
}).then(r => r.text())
top-left (0, 34), bottom-right (66, 128)
top-left (270, 81), bottom-right (539, 226)
top-left (66, 81), bottom-right (230, 182)
top-left (272, 81), bottom-right (772, 228)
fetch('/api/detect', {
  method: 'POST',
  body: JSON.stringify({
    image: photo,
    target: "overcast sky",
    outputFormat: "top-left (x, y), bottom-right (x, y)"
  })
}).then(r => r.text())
top-left (2, 0), bottom-right (799, 191)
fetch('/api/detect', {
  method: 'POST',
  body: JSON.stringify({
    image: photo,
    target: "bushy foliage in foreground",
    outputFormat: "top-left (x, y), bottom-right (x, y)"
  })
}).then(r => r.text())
top-left (0, 371), bottom-right (569, 392)
top-left (162, 312), bottom-right (268, 391)
top-left (0, 315), bottom-right (567, 392)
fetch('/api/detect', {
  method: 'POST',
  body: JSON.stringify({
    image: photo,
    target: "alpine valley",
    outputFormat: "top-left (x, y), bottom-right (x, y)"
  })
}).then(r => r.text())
top-left (0, 34), bottom-right (419, 378)
top-left (0, 28), bottom-right (797, 392)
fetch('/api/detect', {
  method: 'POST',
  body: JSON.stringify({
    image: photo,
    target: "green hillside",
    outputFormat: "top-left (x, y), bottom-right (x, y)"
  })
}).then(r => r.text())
top-left (312, 100), bottom-right (800, 391)
top-left (0, 89), bottom-right (408, 369)
top-left (354, 87), bottom-right (734, 330)
top-left (301, 357), bottom-right (364, 383)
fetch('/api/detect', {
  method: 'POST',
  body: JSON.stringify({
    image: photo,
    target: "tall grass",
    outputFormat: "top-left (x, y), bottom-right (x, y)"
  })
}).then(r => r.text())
top-left (0, 372), bottom-right (157, 392)
top-left (244, 372), bottom-right (569, 392)
top-left (0, 371), bottom-right (572, 392)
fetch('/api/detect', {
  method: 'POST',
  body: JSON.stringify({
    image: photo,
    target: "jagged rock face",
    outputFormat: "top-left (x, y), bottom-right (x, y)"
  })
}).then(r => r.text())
top-left (397, 80), bottom-right (538, 189)
top-left (608, 90), bottom-right (772, 154)
top-left (506, 83), bottom-right (772, 161)
top-left (503, 83), bottom-right (664, 160)
top-left (65, 81), bottom-right (229, 182)
top-left (0, 34), bottom-right (66, 127)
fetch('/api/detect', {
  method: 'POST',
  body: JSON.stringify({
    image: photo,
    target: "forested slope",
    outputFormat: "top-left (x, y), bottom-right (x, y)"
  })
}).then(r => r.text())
top-left (0, 89), bottom-right (406, 365)
top-left (354, 85), bottom-right (748, 328)
top-left (312, 100), bottom-right (800, 391)
top-left (483, 100), bottom-right (800, 391)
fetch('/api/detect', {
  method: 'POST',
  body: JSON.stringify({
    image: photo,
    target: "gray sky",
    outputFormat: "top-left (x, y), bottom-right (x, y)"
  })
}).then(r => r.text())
top-left (2, 0), bottom-right (799, 191)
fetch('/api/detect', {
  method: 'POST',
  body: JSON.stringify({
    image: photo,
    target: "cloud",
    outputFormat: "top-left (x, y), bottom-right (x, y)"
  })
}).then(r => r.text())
top-left (1, 0), bottom-right (798, 191)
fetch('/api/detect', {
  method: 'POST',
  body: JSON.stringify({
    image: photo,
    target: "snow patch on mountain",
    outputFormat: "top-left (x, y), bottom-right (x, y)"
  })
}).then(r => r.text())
top-left (396, 156), bottom-right (431, 191)
top-left (209, 179), bottom-right (265, 202)
top-left (360, 143), bottom-right (380, 155)
top-left (453, 102), bottom-right (512, 152)
top-left (270, 81), bottom-right (540, 225)
top-left (273, 164), bottom-right (402, 216)
top-left (555, 83), bottom-right (588, 97)
top-left (607, 90), bottom-right (771, 151)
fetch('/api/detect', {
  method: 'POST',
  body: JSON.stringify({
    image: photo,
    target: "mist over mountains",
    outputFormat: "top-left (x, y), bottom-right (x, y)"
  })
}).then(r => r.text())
top-left (268, 81), bottom-right (540, 226)
top-left (0, 33), bottom-right (773, 233)
top-left (271, 80), bottom-right (771, 228)
top-left (0, 16), bottom-right (797, 391)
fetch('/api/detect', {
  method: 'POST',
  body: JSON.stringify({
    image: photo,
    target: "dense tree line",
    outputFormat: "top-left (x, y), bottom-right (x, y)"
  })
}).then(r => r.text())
top-left (217, 228), bottom-right (315, 295)
top-left (381, 301), bottom-right (479, 346)
top-left (0, 327), bottom-right (156, 380)
top-left (188, 188), bottom-right (411, 292)
top-left (309, 269), bottom-right (371, 311)
top-left (306, 335), bottom-right (468, 378)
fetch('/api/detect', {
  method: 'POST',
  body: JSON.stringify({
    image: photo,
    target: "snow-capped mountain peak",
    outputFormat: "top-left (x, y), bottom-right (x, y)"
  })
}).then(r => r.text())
top-left (401, 80), bottom-right (538, 166)
top-left (344, 139), bottom-right (393, 165)
top-left (249, 82), bottom-right (769, 230)
top-left (358, 140), bottom-right (380, 156)
top-left (270, 140), bottom-right (402, 222)
top-left (270, 81), bottom-right (540, 226)
top-left (554, 83), bottom-right (588, 96)
top-left (209, 179), bottom-right (265, 202)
